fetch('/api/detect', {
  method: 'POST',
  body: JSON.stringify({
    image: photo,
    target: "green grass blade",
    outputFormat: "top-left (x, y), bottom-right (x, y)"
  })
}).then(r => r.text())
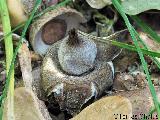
top-left (112, 0), bottom-right (160, 119)
top-left (131, 16), bottom-right (160, 69)
top-left (0, 0), bottom-right (72, 119)
top-left (0, 0), bottom-right (41, 104)
top-left (131, 15), bottom-right (160, 43)
top-left (78, 30), bottom-right (160, 58)
top-left (132, 27), bottom-right (160, 69)
top-left (0, 0), bottom-right (42, 119)
top-left (0, 0), bottom-right (14, 119)
top-left (0, 0), bottom-right (71, 107)
top-left (0, 23), bottom-right (24, 42)
top-left (152, 58), bottom-right (160, 69)
top-left (98, 38), bottom-right (160, 58)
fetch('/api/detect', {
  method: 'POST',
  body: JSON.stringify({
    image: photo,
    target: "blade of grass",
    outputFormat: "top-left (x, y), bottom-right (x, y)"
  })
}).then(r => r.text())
top-left (112, 39), bottom-right (160, 58)
top-left (78, 30), bottom-right (160, 58)
top-left (3, 24), bottom-right (160, 58)
top-left (131, 15), bottom-right (160, 43)
top-left (2, 25), bottom-right (160, 59)
top-left (112, 0), bottom-right (160, 119)
top-left (131, 16), bottom-right (160, 69)
top-left (0, 0), bottom-right (70, 112)
top-left (0, 0), bottom-right (41, 105)
top-left (0, 0), bottom-right (72, 104)
top-left (0, 0), bottom-right (14, 119)
top-left (0, 23), bottom-right (24, 42)
top-left (132, 28), bottom-right (160, 69)
top-left (0, 0), bottom-right (72, 119)
top-left (99, 38), bottom-right (160, 58)
top-left (0, 0), bottom-right (42, 119)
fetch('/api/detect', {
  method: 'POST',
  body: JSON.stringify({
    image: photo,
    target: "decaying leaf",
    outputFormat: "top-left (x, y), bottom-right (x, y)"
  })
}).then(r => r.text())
top-left (86, 0), bottom-right (112, 9)
top-left (121, 0), bottom-right (160, 15)
top-left (3, 87), bottom-right (53, 120)
top-left (71, 96), bottom-right (132, 120)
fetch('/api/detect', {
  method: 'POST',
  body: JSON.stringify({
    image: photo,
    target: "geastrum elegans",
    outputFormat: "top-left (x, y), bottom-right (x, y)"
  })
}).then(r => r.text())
top-left (41, 28), bottom-right (115, 115)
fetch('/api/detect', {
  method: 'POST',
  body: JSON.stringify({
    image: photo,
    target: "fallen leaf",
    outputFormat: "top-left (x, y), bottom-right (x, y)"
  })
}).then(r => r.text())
top-left (71, 96), bottom-right (132, 120)
top-left (121, 0), bottom-right (160, 15)
top-left (3, 87), bottom-right (53, 120)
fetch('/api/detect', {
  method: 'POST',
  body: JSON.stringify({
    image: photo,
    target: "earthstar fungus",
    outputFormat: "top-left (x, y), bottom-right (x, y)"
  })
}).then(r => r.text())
top-left (41, 29), bottom-right (114, 115)
top-left (29, 7), bottom-right (86, 56)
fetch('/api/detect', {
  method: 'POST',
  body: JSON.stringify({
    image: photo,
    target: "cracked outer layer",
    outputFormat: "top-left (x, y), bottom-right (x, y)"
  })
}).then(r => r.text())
top-left (41, 41), bottom-right (113, 115)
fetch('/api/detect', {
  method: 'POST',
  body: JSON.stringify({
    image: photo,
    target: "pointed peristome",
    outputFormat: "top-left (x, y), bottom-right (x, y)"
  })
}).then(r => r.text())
top-left (67, 28), bottom-right (80, 46)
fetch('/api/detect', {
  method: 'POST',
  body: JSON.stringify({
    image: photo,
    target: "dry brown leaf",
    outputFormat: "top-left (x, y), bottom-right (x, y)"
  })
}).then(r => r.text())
top-left (3, 87), bottom-right (53, 120)
top-left (71, 96), bottom-right (132, 120)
